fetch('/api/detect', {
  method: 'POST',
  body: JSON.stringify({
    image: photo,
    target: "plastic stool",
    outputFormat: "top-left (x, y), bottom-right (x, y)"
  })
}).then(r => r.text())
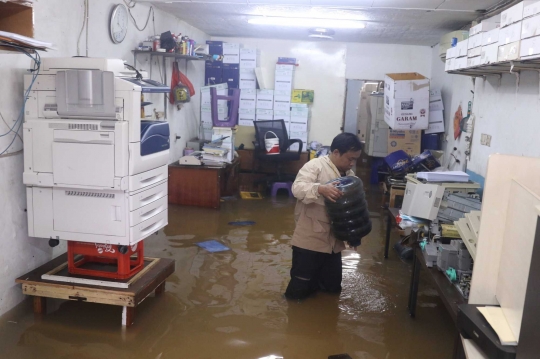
top-left (271, 182), bottom-right (293, 198)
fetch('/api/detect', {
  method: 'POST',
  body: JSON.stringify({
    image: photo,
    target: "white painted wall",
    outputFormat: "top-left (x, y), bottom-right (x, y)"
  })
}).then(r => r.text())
top-left (0, 0), bottom-right (208, 316)
top-left (346, 43), bottom-right (433, 80)
top-left (430, 45), bottom-right (540, 179)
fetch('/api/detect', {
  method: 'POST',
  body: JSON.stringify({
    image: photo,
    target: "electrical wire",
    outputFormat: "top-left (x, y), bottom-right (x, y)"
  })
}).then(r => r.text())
top-left (0, 42), bottom-right (41, 158)
top-left (0, 111), bottom-right (23, 143)
top-left (77, 0), bottom-right (87, 56)
top-left (123, 0), bottom-right (136, 8)
top-left (128, 4), bottom-right (154, 32)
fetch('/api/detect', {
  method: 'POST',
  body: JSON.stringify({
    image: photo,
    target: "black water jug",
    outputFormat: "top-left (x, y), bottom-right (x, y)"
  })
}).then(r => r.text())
top-left (324, 176), bottom-right (372, 247)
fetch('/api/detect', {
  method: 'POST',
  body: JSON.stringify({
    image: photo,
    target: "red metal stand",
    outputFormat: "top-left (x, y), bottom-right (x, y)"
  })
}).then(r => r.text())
top-left (67, 241), bottom-right (144, 280)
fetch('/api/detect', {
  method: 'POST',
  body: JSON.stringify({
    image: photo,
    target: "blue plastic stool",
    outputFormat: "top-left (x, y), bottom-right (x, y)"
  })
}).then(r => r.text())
top-left (271, 182), bottom-right (293, 198)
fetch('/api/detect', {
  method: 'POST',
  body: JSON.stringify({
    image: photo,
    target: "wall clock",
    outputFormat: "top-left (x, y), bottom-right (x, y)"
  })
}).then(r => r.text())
top-left (110, 4), bottom-right (128, 44)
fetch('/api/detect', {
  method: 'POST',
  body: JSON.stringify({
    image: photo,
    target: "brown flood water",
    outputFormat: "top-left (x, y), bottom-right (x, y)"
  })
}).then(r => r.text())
top-left (0, 173), bottom-right (455, 359)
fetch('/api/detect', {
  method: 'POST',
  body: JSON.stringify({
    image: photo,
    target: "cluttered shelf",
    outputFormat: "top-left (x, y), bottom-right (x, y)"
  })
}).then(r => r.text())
top-left (447, 58), bottom-right (540, 77)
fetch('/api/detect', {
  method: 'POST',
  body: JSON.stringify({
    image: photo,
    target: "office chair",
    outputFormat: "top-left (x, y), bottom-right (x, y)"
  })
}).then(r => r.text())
top-left (253, 120), bottom-right (304, 192)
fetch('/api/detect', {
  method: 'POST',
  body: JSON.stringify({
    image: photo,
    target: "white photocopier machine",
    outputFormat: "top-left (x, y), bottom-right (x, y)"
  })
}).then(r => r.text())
top-left (23, 57), bottom-right (170, 248)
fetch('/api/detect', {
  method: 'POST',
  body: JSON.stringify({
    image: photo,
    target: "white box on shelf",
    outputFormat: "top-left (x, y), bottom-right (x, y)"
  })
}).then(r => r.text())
top-left (273, 101), bottom-right (291, 112)
top-left (239, 109), bottom-right (256, 127)
top-left (239, 119), bottom-right (255, 127)
top-left (239, 79), bottom-right (256, 89)
top-left (240, 57), bottom-right (259, 69)
top-left (456, 57), bottom-right (468, 69)
top-left (499, 22), bottom-right (522, 45)
top-left (499, 41), bottom-right (521, 61)
top-left (467, 56), bottom-right (482, 68)
top-left (240, 68), bottom-right (256, 80)
top-left (520, 35), bottom-right (540, 58)
top-left (524, 1), bottom-right (540, 18)
top-left (255, 109), bottom-right (274, 121)
top-left (290, 122), bottom-right (308, 132)
top-left (468, 34), bottom-right (483, 49)
top-left (274, 89), bottom-right (292, 98)
top-left (239, 88), bottom-right (256, 109)
top-left (223, 55), bottom-right (240, 64)
top-left (501, 1), bottom-right (536, 27)
top-left (482, 28), bottom-right (500, 46)
top-left (384, 73), bottom-right (430, 130)
top-left (445, 58), bottom-right (453, 72)
top-left (470, 21), bottom-right (500, 36)
top-left (256, 89), bottom-right (274, 110)
top-left (290, 103), bottom-right (308, 109)
top-left (275, 79), bottom-right (293, 92)
top-left (425, 110), bottom-right (445, 134)
top-left (201, 105), bottom-right (227, 121)
top-left (275, 64), bottom-right (295, 76)
top-left (456, 40), bottom-right (469, 57)
top-left (239, 108), bottom-right (256, 117)
top-left (522, 14), bottom-right (540, 39)
top-left (273, 110), bottom-right (291, 121)
top-left (201, 83), bottom-right (228, 106)
top-left (481, 43), bottom-right (500, 64)
top-left (468, 47), bottom-right (483, 58)
top-left (446, 46), bottom-right (458, 59)
top-left (240, 48), bottom-right (259, 61)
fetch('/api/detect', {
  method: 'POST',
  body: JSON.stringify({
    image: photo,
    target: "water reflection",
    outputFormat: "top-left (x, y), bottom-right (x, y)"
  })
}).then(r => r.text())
top-left (0, 175), bottom-right (455, 359)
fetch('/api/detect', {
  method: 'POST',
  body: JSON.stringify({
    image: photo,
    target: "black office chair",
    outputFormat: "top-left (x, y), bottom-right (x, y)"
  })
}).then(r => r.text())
top-left (253, 120), bottom-right (304, 189)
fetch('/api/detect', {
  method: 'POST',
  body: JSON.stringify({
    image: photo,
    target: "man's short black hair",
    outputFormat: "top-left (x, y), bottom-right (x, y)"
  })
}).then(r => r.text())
top-left (330, 133), bottom-right (363, 155)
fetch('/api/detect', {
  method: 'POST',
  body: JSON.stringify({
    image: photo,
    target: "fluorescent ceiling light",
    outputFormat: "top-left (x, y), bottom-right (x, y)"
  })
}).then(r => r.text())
top-left (248, 17), bottom-right (365, 29)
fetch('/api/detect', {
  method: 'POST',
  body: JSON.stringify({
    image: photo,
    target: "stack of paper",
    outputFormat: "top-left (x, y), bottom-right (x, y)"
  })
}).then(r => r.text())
top-left (417, 171), bottom-right (470, 182)
top-left (477, 306), bottom-right (518, 346)
top-left (0, 31), bottom-right (54, 50)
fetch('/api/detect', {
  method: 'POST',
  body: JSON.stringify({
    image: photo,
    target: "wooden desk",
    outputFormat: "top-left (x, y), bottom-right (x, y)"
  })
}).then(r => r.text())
top-left (168, 158), bottom-right (240, 209)
top-left (237, 149), bottom-right (309, 174)
top-left (408, 247), bottom-right (467, 321)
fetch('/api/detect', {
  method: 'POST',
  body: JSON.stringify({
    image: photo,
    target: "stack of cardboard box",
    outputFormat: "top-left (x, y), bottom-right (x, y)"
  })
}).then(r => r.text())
top-left (498, 2), bottom-right (532, 61)
top-left (427, 89), bottom-right (445, 135)
top-left (468, 16), bottom-right (499, 68)
top-left (520, 1), bottom-right (540, 59)
top-left (200, 83), bottom-right (229, 139)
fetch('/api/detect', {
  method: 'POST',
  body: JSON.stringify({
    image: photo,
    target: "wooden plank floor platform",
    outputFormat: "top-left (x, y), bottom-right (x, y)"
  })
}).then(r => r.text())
top-left (16, 253), bottom-right (175, 327)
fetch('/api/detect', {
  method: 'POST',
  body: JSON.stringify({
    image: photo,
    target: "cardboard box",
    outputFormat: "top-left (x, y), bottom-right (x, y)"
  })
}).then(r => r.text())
top-left (501, 1), bottom-right (535, 27)
top-left (456, 40), bottom-right (469, 57)
top-left (290, 103), bottom-right (308, 109)
top-left (467, 56), bottom-right (482, 68)
top-left (201, 83), bottom-right (228, 106)
top-left (455, 57), bottom-right (468, 69)
top-left (482, 28), bottom-right (500, 46)
top-left (223, 43), bottom-right (241, 64)
top-left (387, 130), bottom-right (422, 156)
top-left (291, 89), bottom-right (314, 104)
top-left (205, 61), bottom-right (222, 86)
top-left (384, 73), bottom-right (430, 130)
top-left (255, 109), bottom-right (274, 121)
top-left (499, 22), bottom-right (522, 45)
top-left (445, 58), bottom-right (453, 72)
top-left (239, 107), bottom-right (255, 116)
top-left (520, 35), bottom-right (540, 58)
top-left (239, 79), bottom-right (256, 90)
top-left (468, 47), bottom-right (483, 58)
top-left (467, 34), bottom-right (483, 49)
top-left (425, 110), bottom-right (445, 134)
top-left (256, 89), bottom-right (274, 109)
top-left (498, 41), bottom-right (521, 61)
top-left (273, 109), bottom-right (290, 120)
top-left (524, 1), bottom-right (540, 18)
top-left (239, 88), bottom-right (256, 109)
top-left (201, 105), bottom-right (227, 121)
top-left (429, 91), bottom-right (444, 111)
top-left (206, 41), bottom-right (223, 56)
top-left (240, 48), bottom-right (259, 60)
top-left (470, 21), bottom-right (500, 36)
top-left (522, 14), bottom-right (540, 39)
top-left (240, 56), bottom-right (259, 69)
top-left (446, 46), bottom-right (458, 59)
top-left (238, 110), bottom-right (256, 127)
top-left (222, 64), bottom-right (239, 89)
top-left (239, 68), bottom-right (256, 89)
top-left (481, 43), bottom-right (499, 64)
top-left (275, 79), bottom-right (293, 93)
top-left (290, 122), bottom-right (308, 132)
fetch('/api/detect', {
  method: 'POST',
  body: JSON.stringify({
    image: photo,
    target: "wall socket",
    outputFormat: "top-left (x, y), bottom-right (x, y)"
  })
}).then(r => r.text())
top-left (480, 134), bottom-right (492, 147)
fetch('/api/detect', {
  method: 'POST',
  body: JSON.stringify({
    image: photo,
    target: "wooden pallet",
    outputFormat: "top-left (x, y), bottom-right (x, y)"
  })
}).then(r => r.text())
top-left (16, 253), bottom-right (175, 327)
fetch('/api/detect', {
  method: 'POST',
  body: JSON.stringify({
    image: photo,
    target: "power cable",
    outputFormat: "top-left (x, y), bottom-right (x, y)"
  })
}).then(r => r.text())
top-left (77, 0), bottom-right (87, 56)
top-left (127, 4), bottom-right (154, 32)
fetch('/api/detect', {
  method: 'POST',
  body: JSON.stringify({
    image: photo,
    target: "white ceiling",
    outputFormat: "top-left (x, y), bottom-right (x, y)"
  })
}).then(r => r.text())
top-left (145, 0), bottom-right (507, 45)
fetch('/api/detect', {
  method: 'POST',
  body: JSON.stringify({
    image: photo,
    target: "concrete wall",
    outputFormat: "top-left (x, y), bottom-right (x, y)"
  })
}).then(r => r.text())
top-left (0, 0), bottom-right (208, 316)
top-left (430, 44), bottom-right (540, 179)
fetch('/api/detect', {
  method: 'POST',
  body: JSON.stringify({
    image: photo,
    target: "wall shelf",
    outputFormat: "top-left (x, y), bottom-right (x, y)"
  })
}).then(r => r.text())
top-left (447, 58), bottom-right (540, 77)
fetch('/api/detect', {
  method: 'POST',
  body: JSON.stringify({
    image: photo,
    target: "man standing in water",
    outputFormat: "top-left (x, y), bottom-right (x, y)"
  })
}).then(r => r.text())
top-left (285, 133), bottom-right (364, 300)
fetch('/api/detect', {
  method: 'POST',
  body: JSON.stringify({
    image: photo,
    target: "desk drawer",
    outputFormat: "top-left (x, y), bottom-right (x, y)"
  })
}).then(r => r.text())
top-left (130, 196), bottom-right (167, 226)
top-left (130, 209), bottom-right (168, 244)
top-left (129, 181), bottom-right (167, 211)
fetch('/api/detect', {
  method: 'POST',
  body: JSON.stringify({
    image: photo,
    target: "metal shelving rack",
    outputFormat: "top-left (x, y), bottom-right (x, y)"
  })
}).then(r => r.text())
top-left (447, 58), bottom-right (540, 78)
top-left (131, 50), bottom-right (207, 118)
